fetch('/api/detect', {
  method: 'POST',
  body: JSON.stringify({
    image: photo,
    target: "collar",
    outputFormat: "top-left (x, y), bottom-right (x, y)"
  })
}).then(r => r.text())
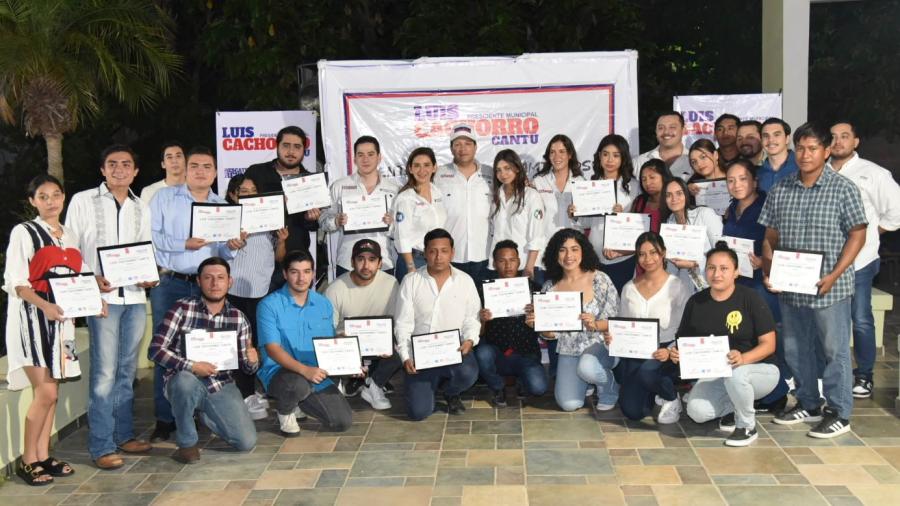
top-left (351, 171), bottom-right (382, 189)
top-left (277, 283), bottom-right (319, 308)
top-left (829, 152), bottom-right (860, 172)
top-left (97, 182), bottom-right (138, 201)
top-left (790, 165), bottom-right (835, 188)
top-left (176, 183), bottom-right (213, 200)
top-left (189, 296), bottom-right (234, 317)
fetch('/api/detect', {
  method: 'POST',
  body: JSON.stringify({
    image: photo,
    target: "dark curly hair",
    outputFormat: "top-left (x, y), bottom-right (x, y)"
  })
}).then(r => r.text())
top-left (541, 228), bottom-right (602, 283)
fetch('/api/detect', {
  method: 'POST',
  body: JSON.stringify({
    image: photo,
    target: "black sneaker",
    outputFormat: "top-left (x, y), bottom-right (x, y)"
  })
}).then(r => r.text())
top-left (754, 394), bottom-right (788, 414)
top-left (382, 381), bottom-right (395, 394)
top-left (446, 395), bottom-right (466, 415)
top-left (718, 412), bottom-right (736, 433)
top-left (490, 389), bottom-right (508, 408)
top-left (342, 378), bottom-right (365, 398)
top-left (772, 405), bottom-right (822, 425)
top-left (852, 377), bottom-right (873, 399)
top-left (808, 407), bottom-right (851, 439)
top-left (150, 420), bottom-right (176, 443)
top-left (725, 425), bottom-right (758, 447)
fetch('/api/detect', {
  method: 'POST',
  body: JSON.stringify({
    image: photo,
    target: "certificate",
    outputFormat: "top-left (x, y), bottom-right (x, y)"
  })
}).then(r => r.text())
top-left (342, 193), bottom-right (389, 233)
top-left (722, 236), bottom-right (755, 278)
top-left (344, 316), bottom-right (394, 357)
top-left (769, 249), bottom-right (824, 295)
top-left (190, 203), bottom-right (241, 242)
top-left (607, 317), bottom-right (659, 359)
top-left (482, 277), bottom-right (532, 317)
top-left (693, 179), bottom-right (731, 216)
top-left (660, 223), bottom-right (707, 264)
top-left (48, 273), bottom-right (103, 318)
top-left (603, 213), bottom-right (651, 251)
top-left (571, 179), bottom-right (616, 217)
top-left (240, 192), bottom-right (285, 233)
top-left (411, 329), bottom-right (462, 370)
top-left (533, 291), bottom-right (583, 332)
top-left (97, 241), bottom-right (160, 288)
top-left (313, 336), bottom-right (363, 376)
top-left (184, 329), bottom-right (239, 370)
top-left (677, 335), bottom-right (732, 379)
top-left (282, 173), bottom-right (331, 214)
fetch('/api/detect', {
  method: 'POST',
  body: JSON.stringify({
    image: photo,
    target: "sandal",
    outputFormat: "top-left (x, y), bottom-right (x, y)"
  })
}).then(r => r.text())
top-left (16, 461), bottom-right (54, 486)
top-left (40, 456), bottom-right (75, 477)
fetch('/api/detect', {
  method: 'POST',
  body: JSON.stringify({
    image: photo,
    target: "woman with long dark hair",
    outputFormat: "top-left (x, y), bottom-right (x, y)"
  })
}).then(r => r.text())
top-left (391, 147), bottom-right (447, 279)
top-left (630, 159), bottom-right (672, 234)
top-left (661, 177), bottom-right (723, 291)
top-left (533, 134), bottom-right (586, 240)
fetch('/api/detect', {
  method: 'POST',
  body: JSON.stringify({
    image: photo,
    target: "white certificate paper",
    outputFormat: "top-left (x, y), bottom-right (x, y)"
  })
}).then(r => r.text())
top-left (97, 241), bottom-right (160, 288)
top-left (693, 179), bottom-right (731, 216)
top-left (533, 291), bottom-right (583, 332)
top-left (48, 274), bottom-right (103, 318)
top-left (571, 179), bottom-right (617, 216)
top-left (240, 193), bottom-right (285, 233)
top-left (769, 249), bottom-right (824, 295)
top-left (677, 335), bottom-right (732, 379)
top-left (313, 336), bottom-right (363, 376)
top-left (482, 277), bottom-right (532, 317)
top-left (660, 223), bottom-right (708, 264)
top-left (344, 317), bottom-right (394, 357)
top-left (342, 193), bottom-right (389, 233)
top-left (603, 213), bottom-right (651, 251)
top-left (608, 318), bottom-right (659, 359)
top-left (282, 173), bottom-right (331, 214)
top-left (184, 329), bottom-right (239, 371)
top-left (190, 203), bottom-right (242, 242)
top-left (412, 329), bottom-right (462, 370)
top-left (722, 236), bottom-right (755, 278)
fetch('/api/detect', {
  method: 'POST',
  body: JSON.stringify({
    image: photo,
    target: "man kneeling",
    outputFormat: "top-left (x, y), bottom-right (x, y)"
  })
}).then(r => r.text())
top-left (148, 257), bottom-right (259, 463)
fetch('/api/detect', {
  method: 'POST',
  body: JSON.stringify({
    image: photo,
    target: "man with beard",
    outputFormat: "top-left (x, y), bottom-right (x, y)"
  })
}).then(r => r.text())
top-left (633, 111), bottom-right (693, 181)
top-left (737, 120), bottom-right (765, 166)
top-left (829, 121), bottom-right (900, 399)
top-left (714, 113), bottom-right (741, 165)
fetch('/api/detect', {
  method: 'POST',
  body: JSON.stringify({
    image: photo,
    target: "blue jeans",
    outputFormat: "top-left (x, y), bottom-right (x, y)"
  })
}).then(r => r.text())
top-left (614, 357), bottom-right (678, 421)
top-left (452, 260), bottom-right (488, 282)
top-left (851, 259), bottom-right (879, 381)
top-left (150, 274), bottom-right (201, 423)
top-left (555, 345), bottom-right (618, 411)
top-left (474, 343), bottom-right (548, 396)
top-left (165, 371), bottom-right (257, 451)
top-left (405, 352), bottom-right (478, 421)
top-left (393, 250), bottom-right (426, 281)
top-left (781, 298), bottom-right (854, 419)
top-left (86, 303), bottom-right (146, 459)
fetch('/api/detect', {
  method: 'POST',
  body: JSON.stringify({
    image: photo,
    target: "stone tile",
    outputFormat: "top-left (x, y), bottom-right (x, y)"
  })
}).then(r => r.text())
top-left (165, 480), bottom-right (228, 491)
top-left (316, 469), bottom-right (348, 488)
top-left (613, 456), bottom-right (642, 466)
top-left (811, 447), bottom-right (889, 465)
top-left (335, 486), bottom-right (432, 506)
top-left (90, 492), bottom-right (158, 506)
top-left (127, 457), bottom-right (185, 474)
top-left (695, 448), bottom-right (797, 474)
top-left (432, 498), bottom-right (462, 506)
top-left (360, 443), bottom-right (416, 452)
top-left (344, 477), bottom-right (407, 487)
top-left (442, 435), bottom-right (496, 450)
top-left (75, 473), bottom-right (149, 493)
top-left (525, 449), bottom-right (613, 475)
top-left (615, 465), bottom-right (680, 485)
top-left (226, 479), bottom-right (256, 490)
top-left (334, 436), bottom-right (364, 452)
top-left (638, 448), bottom-right (700, 466)
top-left (405, 477), bottom-right (435, 487)
top-left (415, 442), bottom-right (442, 451)
top-left (650, 485), bottom-right (725, 506)
top-left (604, 433), bottom-right (664, 449)
top-left (363, 421), bottom-right (445, 443)
top-left (776, 474), bottom-right (810, 484)
top-left (273, 488), bottom-right (340, 505)
top-left (466, 450), bottom-right (523, 467)
top-left (847, 416), bottom-right (900, 438)
top-left (470, 421), bottom-right (522, 434)
top-left (526, 475), bottom-right (587, 484)
top-left (712, 475), bottom-right (777, 485)
top-left (496, 435), bottom-right (523, 449)
top-left (496, 466), bottom-right (525, 485)
top-left (60, 494), bottom-right (101, 505)
top-left (436, 467), bottom-right (494, 486)
top-left (350, 451), bottom-right (438, 478)
top-left (847, 484), bottom-right (900, 505)
top-left (451, 408), bottom-right (500, 421)
top-left (523, 419), bottom-right (603, 441)
top-left (798, 465), bottom-right (880, 485)
top-left (524, 441), bottom-right (579, 449)
top-left (873, 447), bottom-right (900, 470)
top-left (153, 490), bottom-right (250, 506)
top-left (825, 496), bottom-right (865, 506)
top-left (717, 485), bottom-right (826, 505)
top-left (461, 485), bottom-right (527, 505)
top-left (768, 430), bottom-right (838, 447)
top-left (621, 485), bottom-right (654, 496)
top-left (863, 465), bottom-right (900, 484)
top-left (296, 452), bottom-right (357, 469)
top-left (280, 436), bottom-right (338, 453)
top-left (625, 497), bottom-right (659, 506)
top-left (527, 484), bottom-right (625, 506)
top-left (133, 472), bottom-right (174, 492)
top-left (676, 466), bottom-right (711, 485)
top-left (176, 455), bottom-right (272, 481)
top-left (254, 469), bottom-right (321, 489)
top-left (792, 455), bottom-right (826, 465)
top-left (817, 486), bottom-right (854, 496)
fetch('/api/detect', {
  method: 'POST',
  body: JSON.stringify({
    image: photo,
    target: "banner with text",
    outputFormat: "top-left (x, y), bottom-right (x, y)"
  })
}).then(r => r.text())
top-left (673, 93), bottom-right (783, 147)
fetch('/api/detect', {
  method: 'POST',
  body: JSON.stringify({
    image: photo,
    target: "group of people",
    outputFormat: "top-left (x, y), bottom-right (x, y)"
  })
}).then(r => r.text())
top-left (4, 113), bottom-right (899, 486)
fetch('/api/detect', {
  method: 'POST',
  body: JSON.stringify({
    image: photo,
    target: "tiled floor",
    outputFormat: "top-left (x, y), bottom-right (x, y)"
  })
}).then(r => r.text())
top-left (1, 312), bottom-right (898, 505)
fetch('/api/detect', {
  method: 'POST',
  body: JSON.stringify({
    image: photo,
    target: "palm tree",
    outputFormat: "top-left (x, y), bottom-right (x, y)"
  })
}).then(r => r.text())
top-left (0, 0), bottom-right (182, 181)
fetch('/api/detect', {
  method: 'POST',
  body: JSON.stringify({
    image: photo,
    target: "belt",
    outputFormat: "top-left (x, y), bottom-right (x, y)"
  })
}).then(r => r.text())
top-left (160, 270), bottom-right (197, 283)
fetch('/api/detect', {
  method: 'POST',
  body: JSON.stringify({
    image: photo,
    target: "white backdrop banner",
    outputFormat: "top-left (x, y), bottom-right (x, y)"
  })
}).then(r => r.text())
top-left (214, 110), bottom-right (317, 196)
top-left (318, 52), bottom-right (640, 183)
top-left (673, 93), bottom-right (783, 147)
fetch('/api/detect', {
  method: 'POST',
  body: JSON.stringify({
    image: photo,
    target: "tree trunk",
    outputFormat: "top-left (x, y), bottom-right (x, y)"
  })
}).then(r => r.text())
top-left (45, 133), bottom-right (64, 181)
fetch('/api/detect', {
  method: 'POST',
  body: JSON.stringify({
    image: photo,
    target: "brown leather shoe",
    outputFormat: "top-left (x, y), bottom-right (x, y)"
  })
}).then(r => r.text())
top-left (94, 453), bottom-right (124, 470)
top-left (118, 439), bottom-right (152, 454)
top-left (173, 446), bottom-right (200, 464)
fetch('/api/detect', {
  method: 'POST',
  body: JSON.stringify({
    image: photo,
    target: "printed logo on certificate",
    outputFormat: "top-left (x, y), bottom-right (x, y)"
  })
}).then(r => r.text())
top-left (769, 249), bottom-right (825, 295)
top-left (571, 179), bottom-right (617, 217)
top-left (482, 277), bottom-right (532, 317)
top-left (411, 329), bottom-right (463, 370)
top-left (602, 213), bottom-right (651, 251)
top-left (97, 241), bottom-right (160, 288)
top-left (607, 317), bottom-right (660, 360)
top-left (692, 178), bottom-right (731, 216)
top-left (677, 335), bottom-right (732, 380)
top-left (282, 173), bottom-right (332, 215)
top-left (313, 336), bottom-right (363, 376)
top-left (342, 193), bottom-right (389, 233)
top-left (343, 316), bottom-right (394, 357)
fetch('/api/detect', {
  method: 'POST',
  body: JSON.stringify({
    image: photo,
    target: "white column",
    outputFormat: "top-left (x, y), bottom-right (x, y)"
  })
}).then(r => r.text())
top-left (762, 0), bottom-right (810, 129)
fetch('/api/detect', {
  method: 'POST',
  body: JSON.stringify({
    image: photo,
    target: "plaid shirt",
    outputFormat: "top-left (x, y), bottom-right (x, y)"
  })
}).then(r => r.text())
top-left (757, 166), bottom-right (867, 308)
top-left (148, 296), bottom-right (258, 393)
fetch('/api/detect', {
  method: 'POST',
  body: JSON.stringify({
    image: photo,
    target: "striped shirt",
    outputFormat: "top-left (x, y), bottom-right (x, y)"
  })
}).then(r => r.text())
top-left (228, 232), bottom-right (276, 298)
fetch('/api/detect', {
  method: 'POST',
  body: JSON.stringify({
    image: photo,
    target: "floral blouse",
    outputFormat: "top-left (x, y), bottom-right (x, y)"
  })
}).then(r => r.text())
top-left (541, 270), bottom-right (618, 356)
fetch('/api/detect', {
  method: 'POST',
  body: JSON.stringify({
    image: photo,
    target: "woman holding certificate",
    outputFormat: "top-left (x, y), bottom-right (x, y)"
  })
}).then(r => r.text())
top-left (662, 178), bottom-right (723, 291)
top-left (391, 147), bottom-right (447, 279)
top-left (488, 149), bottom-right (546, 280)
top-left (608, 232), bottom-right (691, 423)
top-left (3, 175), bottom-right (101, 485)
top-left (673, 242), bottom-right (783, 446)
top-left (526, 229), bottom-right (619, 412)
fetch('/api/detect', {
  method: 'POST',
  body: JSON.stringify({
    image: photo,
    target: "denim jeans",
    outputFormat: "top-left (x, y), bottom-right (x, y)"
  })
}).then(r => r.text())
top-left (165, 371), bottom-right (257, 451)
top-left (405, 352), bottom-right (478, 420)
top-left (781, 298), bottom-right (854, 419)
top-left (150, 274), bottom-right (201, 423)
top-left (614, 357), bottom-right (679, 421)
top-left (392, 250), bottom-right (426, 281)
top-left (452, 260), bottom-right (488, 282)
top-left (851, 259), bottom-right (879, 381)
top-left (554, 344), bottom-right (618, 412)
top-left (685, 363), bottom-right (780, 429)
top-left (266, 370), bottom-right (353, 432)
top-left (86, 303), bottom-right (146, 459)
top-left (474, 343), bottom-right (548, 396)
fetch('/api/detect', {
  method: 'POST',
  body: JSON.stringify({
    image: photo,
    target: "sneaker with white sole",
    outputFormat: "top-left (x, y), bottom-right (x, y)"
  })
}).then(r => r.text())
top-left (772, 405), bottom-right (822, 425)
top-left (360, 379), bottom-right (391, 410)
top-left (277, 412), bottom-right (301, 437)
top-left (595, 402), bottom-right (616, 411)
top-left (718, 412), bottom-right (736, 433)
top-left (725, 425), bottom-right (758, 446)
top-left (244, 393), bottom-right (269, 421)
top-left (807, 407), bottom-right (851, 439)
top-left (656, 395), bottom-right (682, 424)
top-left (293, 406), bottom-right (308, 420)
top-left (852, 377), bottom-right (873, 399)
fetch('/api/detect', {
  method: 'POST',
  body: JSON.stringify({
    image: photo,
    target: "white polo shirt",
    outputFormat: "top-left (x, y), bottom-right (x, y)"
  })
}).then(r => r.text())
top-left (320, 173), bottom-right (399, 270)
top-left (391, 184), bottom-right (447, 254)
top-left (394, 266), bottom-right (481, 363)
top-left (633, 146), bottom-right (692, 181)
top-left (489, 186), bottom-right (546, 269)
top-left (434, 162), bottom-right (493, 264)
top-left (833, 153), bottom-right (900, 270)
top-left (532, 169), bottom-right (585, 239)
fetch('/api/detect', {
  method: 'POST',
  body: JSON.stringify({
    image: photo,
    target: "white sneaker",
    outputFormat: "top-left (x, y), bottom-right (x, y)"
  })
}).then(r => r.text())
top-left (277, 412), bottom-right (300, 437)
top-left (244, 393), bottom-right (269, 421)
top-left (293, 406), bottom-right (308, 420)
top-left (360, 378), bottom-right (391, 410)
top-left (595, 402), bottom-right (616, 411)
top-left (657, 395), bottom-right (682, 424)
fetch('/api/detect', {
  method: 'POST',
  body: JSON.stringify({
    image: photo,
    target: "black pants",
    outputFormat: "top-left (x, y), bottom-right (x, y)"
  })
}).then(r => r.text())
top-left (267, 369), bottom-right (353, 432)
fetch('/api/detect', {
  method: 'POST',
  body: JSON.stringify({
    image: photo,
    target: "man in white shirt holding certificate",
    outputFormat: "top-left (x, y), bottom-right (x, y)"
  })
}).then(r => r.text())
top-left (395, 228), bottom-right (481, 420)
top-left (66, 145), bottom-right (155, 469)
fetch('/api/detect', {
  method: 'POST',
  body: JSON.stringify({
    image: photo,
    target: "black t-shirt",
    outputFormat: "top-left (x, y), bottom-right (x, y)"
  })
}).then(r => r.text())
top-left (243, 160), bottom-right (319, 254)
top-left (476, 273), bottom-right (541, 359)
top-left (676, 284), bottom-right (775, 360)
